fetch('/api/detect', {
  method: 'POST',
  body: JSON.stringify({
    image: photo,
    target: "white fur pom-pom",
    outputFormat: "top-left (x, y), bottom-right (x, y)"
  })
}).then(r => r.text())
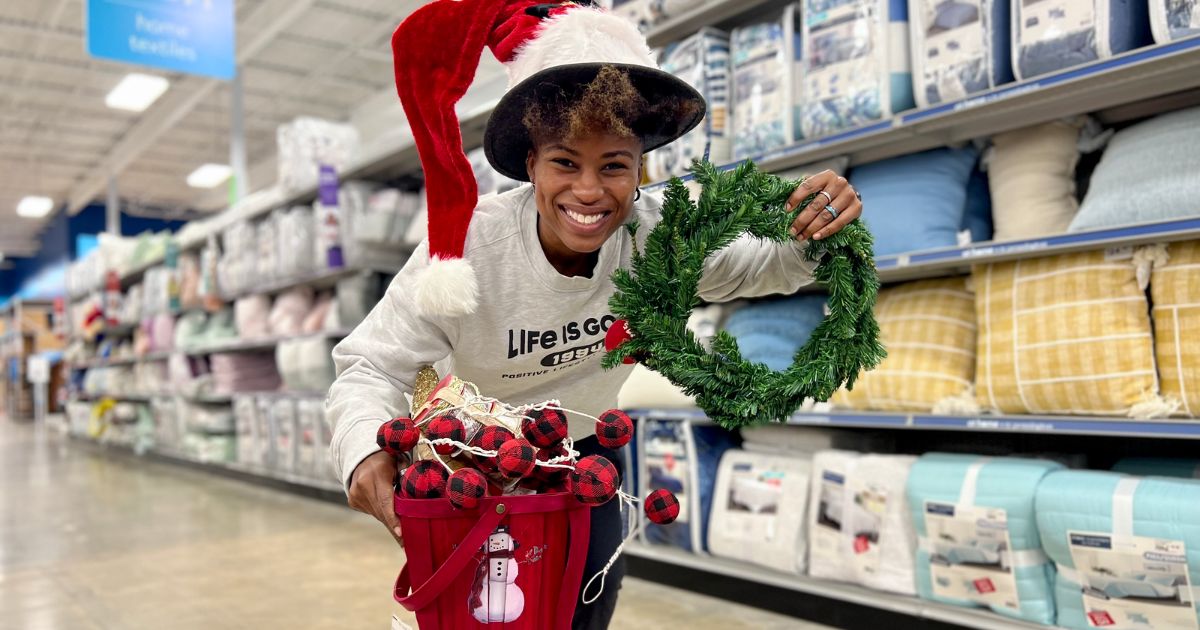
top-left (416, 256), bottom-right (479, 317)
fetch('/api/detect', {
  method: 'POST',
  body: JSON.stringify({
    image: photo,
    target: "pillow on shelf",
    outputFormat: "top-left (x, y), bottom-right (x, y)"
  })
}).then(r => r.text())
top-left (834, 277), bottom-right (976, 412)
top-left (722, 294), bottom-right (827, 371)
top-left (1069, 106), bottom-right (1200, 233)
top-left (235, 295), bottom-right (272, 340)
top-left (268, 287), bottom-right (315, 338)
top-left (850, 146), bottom-right (980, 256)
top-left (974, 249), bottom-right (1166, 416)
top-left (303, 292), bottom-right (334, 334)
top-left (960, 167), bottom-right (993, 244)
top-left (1151, 240), bottom-right (1200, 417)
top-left (988, 120), bottom-right (1081, 240)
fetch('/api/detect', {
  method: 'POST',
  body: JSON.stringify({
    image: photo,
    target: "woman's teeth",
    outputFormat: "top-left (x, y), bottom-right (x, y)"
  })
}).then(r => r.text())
top-left (565, 208), bottom-right (608, 225)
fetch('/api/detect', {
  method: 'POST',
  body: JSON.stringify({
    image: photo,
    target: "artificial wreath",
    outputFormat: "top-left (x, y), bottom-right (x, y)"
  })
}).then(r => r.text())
top-left (602, 159), bottom-right (886, 429)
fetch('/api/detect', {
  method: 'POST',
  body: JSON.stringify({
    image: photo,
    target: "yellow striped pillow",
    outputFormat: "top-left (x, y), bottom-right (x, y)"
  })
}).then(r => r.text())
top-left (836, 278), bottom-right (976, 411)
top-left (974, 250), bottom-right (1159, 415)
top-left (1152, 240), bottom-right (1200, 417)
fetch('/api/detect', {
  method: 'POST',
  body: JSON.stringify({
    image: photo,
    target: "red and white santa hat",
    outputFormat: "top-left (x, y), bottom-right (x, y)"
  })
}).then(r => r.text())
top-left (392, 0), bottom-right (705, 317)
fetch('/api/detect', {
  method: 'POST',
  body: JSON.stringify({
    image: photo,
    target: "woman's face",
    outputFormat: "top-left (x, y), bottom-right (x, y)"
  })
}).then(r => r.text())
top-left (526, 132), bottom-right (642, 260)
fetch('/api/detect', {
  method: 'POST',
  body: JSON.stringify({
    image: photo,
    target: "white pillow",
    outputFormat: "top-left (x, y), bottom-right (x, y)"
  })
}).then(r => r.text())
top-left (987, 120), bottom-right (1081, 241)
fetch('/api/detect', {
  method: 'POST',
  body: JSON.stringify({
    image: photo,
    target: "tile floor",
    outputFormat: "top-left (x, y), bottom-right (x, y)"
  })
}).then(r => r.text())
top-left (0, 417), bottom-right (829, 629)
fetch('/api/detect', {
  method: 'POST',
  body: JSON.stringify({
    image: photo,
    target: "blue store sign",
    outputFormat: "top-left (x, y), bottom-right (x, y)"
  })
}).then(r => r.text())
top-left (86, 0), bottom-right (235, 80)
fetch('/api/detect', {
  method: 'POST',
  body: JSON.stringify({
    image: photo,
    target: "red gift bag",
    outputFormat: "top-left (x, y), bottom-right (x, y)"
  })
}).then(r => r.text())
top-left (393, 492), bottom-right (592, 629)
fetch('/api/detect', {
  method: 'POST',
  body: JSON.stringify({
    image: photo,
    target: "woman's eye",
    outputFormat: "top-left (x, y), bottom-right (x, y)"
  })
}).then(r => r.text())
top-left (603, 163), bottom-right (629, 171)
top-left (551, 158), bottom-right (575, 168)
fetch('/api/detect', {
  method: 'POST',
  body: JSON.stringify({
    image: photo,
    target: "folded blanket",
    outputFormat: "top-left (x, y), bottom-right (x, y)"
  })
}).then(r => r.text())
top-left (1036, 470), bottom-right (1200, 630)
top-left (908, 453), bottom-right (1062, 624)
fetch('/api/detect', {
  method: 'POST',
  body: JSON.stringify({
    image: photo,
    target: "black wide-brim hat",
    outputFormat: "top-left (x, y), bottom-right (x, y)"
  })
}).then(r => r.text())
top-left (483, 62), bottom-right (707, 182)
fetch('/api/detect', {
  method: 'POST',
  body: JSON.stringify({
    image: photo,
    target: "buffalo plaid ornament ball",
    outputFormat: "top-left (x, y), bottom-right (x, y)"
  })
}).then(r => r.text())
top-left (532, 444), bottom-right (570, 485)
top-left (469, 425), bottom-right (515, 473)
top-left (595, 409), bottom-right (633, 449)
top-left (521, 407), bottom-right (568, 448)
top-left (497, 438), bottom-right (537, 479)
top-left (447, 467), bottom-right (488, 509)
top-left (644, 488), bottom-right (680, 524)
top-left (376, 417), bottom-right (420, 456)
top-left (400, 460), bottom-right (450, 499)
top-left (570, 455), bottom-right (619, 506)
top-left (425, 415), bottom-right (466, 455)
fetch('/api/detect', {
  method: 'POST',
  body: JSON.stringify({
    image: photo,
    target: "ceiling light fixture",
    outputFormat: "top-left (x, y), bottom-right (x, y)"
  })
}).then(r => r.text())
top-left (16, 196), bottom-right (54, 218)
top-left (106, 73), bottom-right (170, 112)
top-left (186, 164), bottom-right (233, 189)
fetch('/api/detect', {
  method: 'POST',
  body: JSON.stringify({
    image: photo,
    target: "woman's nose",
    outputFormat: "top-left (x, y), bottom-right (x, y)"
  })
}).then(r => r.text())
top-left (573, 170), bottom-right (603, 203)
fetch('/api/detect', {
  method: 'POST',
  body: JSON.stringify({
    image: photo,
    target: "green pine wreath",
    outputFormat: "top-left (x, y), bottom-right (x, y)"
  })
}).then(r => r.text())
top-left (602, 159), bottom-right (886, 429)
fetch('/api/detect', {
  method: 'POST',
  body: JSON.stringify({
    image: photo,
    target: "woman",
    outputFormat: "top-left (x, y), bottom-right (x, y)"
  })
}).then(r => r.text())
top-left (327, 2), bottom-right (862, 628)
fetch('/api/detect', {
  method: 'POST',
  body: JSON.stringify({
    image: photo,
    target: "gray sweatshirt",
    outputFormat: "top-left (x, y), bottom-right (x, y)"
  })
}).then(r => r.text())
top-left (326, 185), bottom-right (818, 489)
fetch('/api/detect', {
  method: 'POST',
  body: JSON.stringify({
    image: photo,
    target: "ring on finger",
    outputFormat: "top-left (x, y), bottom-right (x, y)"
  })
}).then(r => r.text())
top-left (824, 205), bottom-right (840, 219)
top-left (817, 190), bottom-right (834, 204)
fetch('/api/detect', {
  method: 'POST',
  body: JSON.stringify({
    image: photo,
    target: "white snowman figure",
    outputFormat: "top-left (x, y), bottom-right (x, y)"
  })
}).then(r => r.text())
top-left (470, 526), bottom-right (526, 623)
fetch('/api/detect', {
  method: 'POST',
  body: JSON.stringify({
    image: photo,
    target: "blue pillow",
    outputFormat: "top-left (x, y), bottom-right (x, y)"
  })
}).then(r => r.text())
top-left (1069, 106), bottom-right (1200, 232)
top-left (850, 147), bottom-right (980, 256)
top-left (960, 167), bottom-right (994, 243)
top-left (724, 294), bottom-right (827, 371)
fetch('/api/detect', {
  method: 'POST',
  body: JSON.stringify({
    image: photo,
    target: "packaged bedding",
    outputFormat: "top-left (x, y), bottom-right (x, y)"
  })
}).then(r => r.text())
top-left (731, 11), bottom-right (797, 160)
top-left (907, 453), bottom-right (1062, 624)
top-left (799, 0), bottom-right (915, 139)
top-left (645, 28), bottom-right (732, 181)
top-left (1036, 470), bottom-right (1200, 630)
top-left (1012, 0), bottom-right (1151, 79)
top-left (1151, 0), bottom-right (1200, 41)
top-left (1113, 458), bottom-right (1200, 479)
top-left (909, 0), bottom-right (1014, 106)
top-left (638, 418), bottom-right (737, 553)
top-left (807, 450), bottom-right (919, 595)
top-left (708, 449), bottom-right (812, 574)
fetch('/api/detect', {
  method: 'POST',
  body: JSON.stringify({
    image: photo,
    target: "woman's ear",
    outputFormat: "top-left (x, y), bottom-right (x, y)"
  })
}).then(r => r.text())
top-left (525, 149), bottom-right (537, 183)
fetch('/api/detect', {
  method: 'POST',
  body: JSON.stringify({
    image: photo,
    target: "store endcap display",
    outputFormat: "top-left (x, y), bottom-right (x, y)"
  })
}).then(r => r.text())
top-left (1012, 0), bottom-right (1152, 79)
top-left (798, 0), bottom-right (914, 139)
top-left (909, 0), bottom-right (1014, 107)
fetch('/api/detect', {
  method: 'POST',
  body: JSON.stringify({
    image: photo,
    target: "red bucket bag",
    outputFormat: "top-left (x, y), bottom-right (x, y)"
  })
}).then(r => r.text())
top-left (393, 492), bottom-right (592, 629)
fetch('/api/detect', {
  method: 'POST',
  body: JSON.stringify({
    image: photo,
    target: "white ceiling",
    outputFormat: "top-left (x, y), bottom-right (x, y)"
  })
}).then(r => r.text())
top-left (0, 0), bottom-right (438, 258)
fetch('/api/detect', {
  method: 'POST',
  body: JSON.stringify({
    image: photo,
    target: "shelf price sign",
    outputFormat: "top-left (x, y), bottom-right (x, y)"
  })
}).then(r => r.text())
top-left (85, 0), bottom-right (235, 80)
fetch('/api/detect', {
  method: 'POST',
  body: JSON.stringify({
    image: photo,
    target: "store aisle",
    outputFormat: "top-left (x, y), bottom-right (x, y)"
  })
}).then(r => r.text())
top-left (0, 418), bottom-right (827, 630)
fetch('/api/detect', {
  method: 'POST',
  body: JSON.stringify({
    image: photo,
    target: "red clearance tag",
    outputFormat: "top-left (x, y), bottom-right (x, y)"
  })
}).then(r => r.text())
top-left (853, 535), bottom-right (871, 554)
top-left (1087, 611), bottom-right (1115, 626)
top-left (973, 578), bottom-right (996, 594)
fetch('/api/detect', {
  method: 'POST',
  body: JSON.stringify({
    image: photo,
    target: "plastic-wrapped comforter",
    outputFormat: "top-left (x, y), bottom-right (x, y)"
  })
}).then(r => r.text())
top-left (907, 453), bottom-right (1062, 624)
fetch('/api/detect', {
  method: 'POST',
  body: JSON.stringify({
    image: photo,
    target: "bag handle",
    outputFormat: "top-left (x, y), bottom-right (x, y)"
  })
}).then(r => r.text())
top-left (554, 503), bottom-right (593, 629)
top-left (393, 504), bottom-right (508, 611)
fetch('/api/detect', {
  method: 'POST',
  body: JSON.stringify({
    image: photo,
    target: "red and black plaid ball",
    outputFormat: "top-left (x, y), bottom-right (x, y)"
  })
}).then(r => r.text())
top-left (425, 415), bottom-right (466, 455)
top-left (400, 460), bottom-right (449, 499)
top-left (376, 417), bottom-right (420, 456)
top-left (521, 407), bottom-right (568, 448)
top-left (469, 425), bottom-right (515, 473)
top-left (531, 444), bottom-right (570, 485)
top-left (644, 488), bottom-right (681, 524)
top-left (570, 455), bottom-right (619, 506)
top-left (447, 467), bottom-right (488, 509)
top-left (496, 438), bottom-right (537, 479)
top-left (595, 409), bottom-right (634, 449)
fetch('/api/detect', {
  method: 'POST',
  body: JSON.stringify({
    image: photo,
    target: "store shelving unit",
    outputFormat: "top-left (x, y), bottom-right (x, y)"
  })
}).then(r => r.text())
top-left (625, 543), bottom-right (1046, 630)
top-left (631, 408), bottom-right (1200, 440)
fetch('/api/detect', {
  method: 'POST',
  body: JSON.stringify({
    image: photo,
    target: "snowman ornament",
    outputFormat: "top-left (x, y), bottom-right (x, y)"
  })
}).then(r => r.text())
top-left (469, 526), bottom-right (526, 623)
